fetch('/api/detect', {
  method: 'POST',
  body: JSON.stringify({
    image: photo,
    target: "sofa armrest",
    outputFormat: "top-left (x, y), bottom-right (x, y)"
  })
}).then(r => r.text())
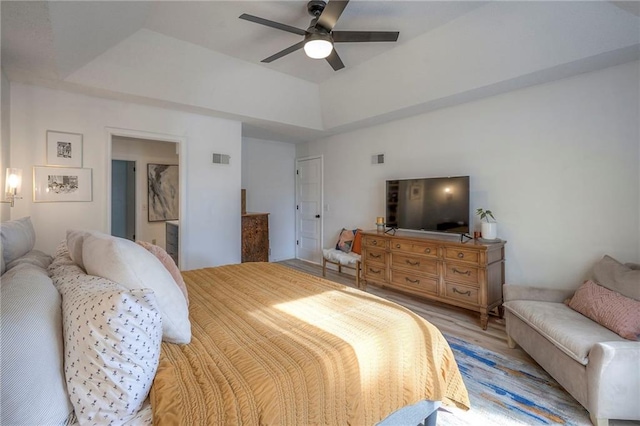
top-left (503, 284), bottom-right (575, 303)
top-left (587, 341), bottom-right (640, 420)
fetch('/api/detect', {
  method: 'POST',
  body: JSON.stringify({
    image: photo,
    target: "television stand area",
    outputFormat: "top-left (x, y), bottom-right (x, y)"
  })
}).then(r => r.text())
top-left (360, 230), bottom-right (506, 330)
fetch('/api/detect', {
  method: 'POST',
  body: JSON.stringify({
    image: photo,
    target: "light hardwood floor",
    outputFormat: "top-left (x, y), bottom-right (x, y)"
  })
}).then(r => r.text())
top-left (278, 258), bottom-right (535, 364)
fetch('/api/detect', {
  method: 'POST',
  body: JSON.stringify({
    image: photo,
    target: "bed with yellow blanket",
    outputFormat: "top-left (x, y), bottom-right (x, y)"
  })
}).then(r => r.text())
top-left (150, 263), bottom-right (469, 425)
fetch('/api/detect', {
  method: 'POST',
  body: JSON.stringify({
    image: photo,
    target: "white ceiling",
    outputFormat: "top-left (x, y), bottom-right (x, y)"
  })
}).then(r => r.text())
top-left (2, 1), bottom-right (639, 142)
top-left (2, 1), bottom-right (487, 84)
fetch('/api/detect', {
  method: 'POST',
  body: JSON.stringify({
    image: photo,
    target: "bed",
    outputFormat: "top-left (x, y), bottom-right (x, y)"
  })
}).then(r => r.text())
top-left (0, 217), bottom-right (469, 425)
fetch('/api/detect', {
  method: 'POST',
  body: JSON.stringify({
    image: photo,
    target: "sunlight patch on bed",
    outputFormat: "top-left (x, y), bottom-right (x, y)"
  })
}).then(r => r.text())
top-left (271, 290), bottom-right (421, 388)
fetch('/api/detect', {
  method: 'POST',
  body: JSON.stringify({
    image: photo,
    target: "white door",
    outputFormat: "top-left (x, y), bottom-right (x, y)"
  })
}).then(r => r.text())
top-left (296, 156), bottom-right (323, 264)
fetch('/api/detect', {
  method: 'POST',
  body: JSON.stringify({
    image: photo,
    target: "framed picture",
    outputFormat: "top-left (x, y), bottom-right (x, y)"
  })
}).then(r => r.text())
top-left (33, 166), bottom-right (92, 202)
top-left (47, 131), bottom-right (83, 167)
top-left (147, 164), bottom-right (179, 222)
top-left (410, 183), bottom-right (422, 200)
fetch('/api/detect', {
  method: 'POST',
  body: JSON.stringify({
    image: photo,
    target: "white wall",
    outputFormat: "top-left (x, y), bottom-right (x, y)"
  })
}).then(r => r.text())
top-left (241, 137), bottom-right (296, 262)
top-left (112, 136), bottom-right (179, 248)
top-left (1, 70), bottom-right (10, 221)
top-left (299, 61), bottom-right (640, 289)
top-left (10, 83), bottom-right (242, 269)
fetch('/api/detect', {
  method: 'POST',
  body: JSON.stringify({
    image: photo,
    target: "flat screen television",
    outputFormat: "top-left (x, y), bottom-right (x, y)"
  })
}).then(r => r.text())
top-left (386, 176), bottom-right (470, 234)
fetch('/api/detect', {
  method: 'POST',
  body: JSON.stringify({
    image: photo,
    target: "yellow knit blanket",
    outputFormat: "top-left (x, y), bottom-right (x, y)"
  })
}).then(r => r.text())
top-left (150, 263), bottom-right (469, 425)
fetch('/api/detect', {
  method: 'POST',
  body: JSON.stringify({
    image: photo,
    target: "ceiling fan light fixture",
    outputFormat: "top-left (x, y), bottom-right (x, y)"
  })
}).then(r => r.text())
top-left (304, 33), bottom-right (333, 59)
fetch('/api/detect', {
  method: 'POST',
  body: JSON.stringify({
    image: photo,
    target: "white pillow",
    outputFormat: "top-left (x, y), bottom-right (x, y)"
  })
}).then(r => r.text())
top-left (66, 229), bottom-right (89, 271)
top-left (1, 216), bottom-right (36, 265)
top-left (1, 238), bottom-right (5, 275)
top-left (0, 262), bottom-right (74, 425)
top-left (56, 273), bottom-right (162, 424)
top-left (82, 232), bottom-right (191, 343)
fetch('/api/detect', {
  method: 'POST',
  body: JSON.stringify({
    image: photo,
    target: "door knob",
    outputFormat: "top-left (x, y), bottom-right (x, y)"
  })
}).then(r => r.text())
top-left (315, 214), bottom-right (321, 218)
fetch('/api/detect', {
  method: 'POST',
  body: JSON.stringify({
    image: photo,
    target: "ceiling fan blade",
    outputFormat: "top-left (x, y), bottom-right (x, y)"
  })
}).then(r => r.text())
top-left (325, 49), bottom-right (345, 71)
top-left (316, 0), bottom-right (349, 32)
top-left (333, 31), bottom-right (399, 43)
top-left (261, 41), bottom-right (306, 63)
top-left (239, 13), bottom-right (306, 36)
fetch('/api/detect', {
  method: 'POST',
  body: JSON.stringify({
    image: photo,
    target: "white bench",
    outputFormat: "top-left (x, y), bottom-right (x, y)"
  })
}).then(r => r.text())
top-left (322, 248), bottom-right (362, 289)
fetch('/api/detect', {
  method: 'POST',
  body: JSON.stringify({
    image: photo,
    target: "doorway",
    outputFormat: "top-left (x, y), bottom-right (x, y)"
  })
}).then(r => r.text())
top-left (295, 156), bottom-right (323, 264)
top-left (111, 160), bottom-right (136, 240)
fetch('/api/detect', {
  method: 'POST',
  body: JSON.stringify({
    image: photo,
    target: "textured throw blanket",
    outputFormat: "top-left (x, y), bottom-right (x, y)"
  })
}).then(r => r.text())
top-left (150, 263), bottom-right (469, 425)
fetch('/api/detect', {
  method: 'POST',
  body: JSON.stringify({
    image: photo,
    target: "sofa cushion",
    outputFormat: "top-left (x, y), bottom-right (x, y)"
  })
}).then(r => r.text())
top-left (568, 280), bottom-right (640, 341)
top-left (503, 300), bottom-right (626, 365)
top-left (592, 255), bottom-right (640, 301)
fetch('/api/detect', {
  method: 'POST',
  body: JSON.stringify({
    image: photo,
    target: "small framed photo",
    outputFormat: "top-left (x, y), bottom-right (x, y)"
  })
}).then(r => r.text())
top-left (46, 130), bottom-right (83, 167)
top-left (33, 166), bottom-right (92, 202)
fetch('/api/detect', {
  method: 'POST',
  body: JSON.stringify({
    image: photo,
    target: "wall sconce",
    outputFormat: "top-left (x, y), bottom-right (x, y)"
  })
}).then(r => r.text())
top-left (2, 168), bottom-right (22, 207)
top-left (444, 186), bottom-right (453, 201)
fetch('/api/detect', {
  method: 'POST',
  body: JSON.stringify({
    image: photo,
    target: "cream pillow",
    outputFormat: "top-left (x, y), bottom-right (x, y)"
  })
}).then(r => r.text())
top-left (66, 229), bottom-right (89, 271)
top-left (136, 240), bottom-right (188, 306)
top-left (82, 232), bottom-right (191, 344)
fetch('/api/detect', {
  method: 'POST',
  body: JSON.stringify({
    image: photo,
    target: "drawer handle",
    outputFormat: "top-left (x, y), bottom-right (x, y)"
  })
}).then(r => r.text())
top-left (372, 240), bottom-right (378, 246)
top-left (405, 277), bottom-right (420, 284)
top-left (424, 248), bottom-right (431, 254)
top-left (453, 288), bottom-right (471, 296)
top-left (452, 268), bottom-right (471, 276)
top-left (395, 244), bottom-right (401, 248)
top-left (369, 268), bottom-right (382, 274)
top-left (457, 252), bottom-right (464, 259)
top-left (370, 253), bottom-right (382, 259)
top-left (405, 260), bottom-right (420, 266)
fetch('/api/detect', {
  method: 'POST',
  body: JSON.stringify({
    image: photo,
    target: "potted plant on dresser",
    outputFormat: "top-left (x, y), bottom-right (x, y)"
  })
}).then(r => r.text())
top-left (476, 208), bottom-right (498, 240)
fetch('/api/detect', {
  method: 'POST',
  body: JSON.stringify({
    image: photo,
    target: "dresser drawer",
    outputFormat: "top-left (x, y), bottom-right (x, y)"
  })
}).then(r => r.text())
top-left (391, 254), bottom-right (437, 275)
top-left (390, 270), bottom-right (438, 296)
top-left (364, 248), bottom-right (387, 266)
top-left (443, 262), bottom-right (480, 285)
top-left (444, 248), bottom-right (481, 265)
top-left (390, 240), bottom-right (438, 257)
top-left (364, 263), bottom-right (386, 280)
top-left (445, 282), bottom-right (479, 305)
top-left (363, 236), bottom-right (389, 249)
top-left (166, 239), bottom-right (178, 254)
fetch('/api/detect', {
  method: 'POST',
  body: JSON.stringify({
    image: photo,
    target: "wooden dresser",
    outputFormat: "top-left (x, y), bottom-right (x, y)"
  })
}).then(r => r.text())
top-left (361, 230), bottom-right (506, 329)
top-left (165, 221), bottom-right (179, 266)
top-left (241, 213), bottom-right (269, 262)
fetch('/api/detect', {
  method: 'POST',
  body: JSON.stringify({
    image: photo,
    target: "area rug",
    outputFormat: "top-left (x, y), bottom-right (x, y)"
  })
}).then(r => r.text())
top-left (439, 335), bottom-right (591, 425)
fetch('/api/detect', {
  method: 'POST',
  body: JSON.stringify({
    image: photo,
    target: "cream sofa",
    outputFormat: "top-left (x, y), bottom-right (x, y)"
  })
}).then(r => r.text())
top-left (503, 257), bottom-right (640, 426)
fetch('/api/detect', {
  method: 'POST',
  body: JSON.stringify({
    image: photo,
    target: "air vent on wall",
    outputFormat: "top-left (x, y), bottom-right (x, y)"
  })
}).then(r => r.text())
top-left (371, 153), bottom-right (385, 165)
top-left (212, 153), bottom-right (231, 165)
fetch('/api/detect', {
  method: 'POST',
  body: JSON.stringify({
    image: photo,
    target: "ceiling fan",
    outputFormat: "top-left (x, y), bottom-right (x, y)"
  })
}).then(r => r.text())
top-left (239, 0), bottom-right (399, 71)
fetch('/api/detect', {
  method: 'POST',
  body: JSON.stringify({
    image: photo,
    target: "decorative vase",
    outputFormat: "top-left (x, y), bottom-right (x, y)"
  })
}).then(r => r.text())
top-left (481, 222), bottom-right (498, 240)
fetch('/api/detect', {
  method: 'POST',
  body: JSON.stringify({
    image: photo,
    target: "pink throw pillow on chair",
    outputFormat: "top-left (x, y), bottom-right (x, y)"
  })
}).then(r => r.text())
top-left (136, 241), bottom-right (188, 306)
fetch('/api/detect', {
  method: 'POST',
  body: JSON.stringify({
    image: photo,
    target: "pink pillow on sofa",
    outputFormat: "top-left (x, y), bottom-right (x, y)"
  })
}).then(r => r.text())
top-left (136, 241), bottom-right (188, 306)
top-left (568, 280), bottom-right (640, 341)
